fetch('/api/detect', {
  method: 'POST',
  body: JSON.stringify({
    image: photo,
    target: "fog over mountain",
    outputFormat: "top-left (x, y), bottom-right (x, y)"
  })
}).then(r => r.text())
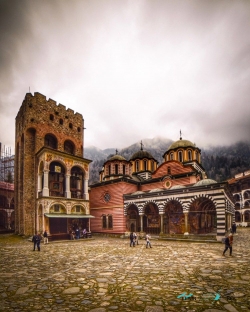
top-left (85, 137), bottom-right (250, 185)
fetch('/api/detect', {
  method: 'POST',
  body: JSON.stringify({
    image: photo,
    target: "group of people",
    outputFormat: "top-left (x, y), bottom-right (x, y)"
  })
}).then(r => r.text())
top-left (69, 228), bottom-right (88, 240)
top-left (129, 232), bottom-right (152, 248)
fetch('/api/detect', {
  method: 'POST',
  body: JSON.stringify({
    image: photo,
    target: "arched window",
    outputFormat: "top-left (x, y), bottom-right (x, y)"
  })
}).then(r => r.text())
top-left (188, 150), bottom-right (192, 161)
top-left (108, 165), bottom-right (111, 176)
top-left (195, 151), bottom-right (199, 161)
top-left (178, 151), bottom-right (183, 162)
top-left (44, 134), bottom-right (57, 149)
top-left (123, 165), bottom-right (126, 175)
top-left (108, 215), bottom-right (113, 229)
top-left (151, 161), bottom-right (154, 171)
top-left (144, 160), bottom-right (147, 171)
top-left (115, 164), bottom-right (118, 174)
top-left (170, 153), bottom-right (174, 160)
top-left (102, 215), bottom-right (107, 228)
top-left (135, 161), bottom-right (139, 172)
top-left (64, 140), bottom-right (75, 154)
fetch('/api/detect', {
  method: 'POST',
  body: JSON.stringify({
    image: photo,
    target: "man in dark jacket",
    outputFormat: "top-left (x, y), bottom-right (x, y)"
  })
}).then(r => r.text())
top-left (32, 232), bottom-right (42, 251)
top-left (130, 232), bottom-right (135, 247)
top-left (222, 233), bottom-right (233, 256)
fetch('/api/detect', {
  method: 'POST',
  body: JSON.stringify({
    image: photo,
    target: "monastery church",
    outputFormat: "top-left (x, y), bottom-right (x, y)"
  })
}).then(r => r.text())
top-left (14, 92), bottom-right (235, 241)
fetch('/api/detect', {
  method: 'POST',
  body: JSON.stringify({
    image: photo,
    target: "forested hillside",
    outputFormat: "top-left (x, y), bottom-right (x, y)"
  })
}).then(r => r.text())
top-left (85, 139), bottom-right (250, 185)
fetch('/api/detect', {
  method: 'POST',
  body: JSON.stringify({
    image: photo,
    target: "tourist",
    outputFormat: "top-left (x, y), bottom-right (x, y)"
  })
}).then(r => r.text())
top-left (145, 233), bottom-right (152, 248)
top-left (130, 232), bottom-right (135, 247)
top-left (75, 228), bottom-right (80, 239)
top-left (32, 232), bottom-right (42, 251)
top-left (133, 232), bottom-right (138, 245)
top-left (43, 229), bottom-right (48, 244)
top-left (82, 228), bottom-right (87, 238)
top-left (231, 222), bottom-right (237, 234)
top-left (222, 233), bottom-right (233, 256)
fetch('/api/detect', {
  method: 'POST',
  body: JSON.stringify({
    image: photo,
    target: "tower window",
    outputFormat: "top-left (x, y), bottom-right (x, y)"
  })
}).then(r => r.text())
top-left (108, 165), bottom-right (111, 175)
top-left (64, 140), bottom-right (75, 154)
top-left (151, 161), bottom-right (154, 171)
top-left (59, 118), bottom-right (63, 125)
top-left (144, 160), bottom-right (147, 171)
top-left (77, 127), bottom-right (81, 132)
top-left (50, 114), bottom-right (54, 121)
top-left (123, 165), bottom-right (126, 175)
top-left (167, 166), bottom-right (171, 174)
top-left (188, 150), bottom-right (192, 161)
top-left (136, 161), bottom-right (139, 172)
top-left (170, 153), bottom-right (174, 161)
top-left (178, 151), bottom-right (183, 162)
top-left (69, 123), bottom-right (73, 129)
top-left (115, 164), bottom-right (118, 174)
top-left (45, 134), bottom-right (57, 149)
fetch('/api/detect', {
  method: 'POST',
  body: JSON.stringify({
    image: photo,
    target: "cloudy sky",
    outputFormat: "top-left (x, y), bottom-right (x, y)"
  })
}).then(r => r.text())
top-left (1, 0), bottom-right (250, 153)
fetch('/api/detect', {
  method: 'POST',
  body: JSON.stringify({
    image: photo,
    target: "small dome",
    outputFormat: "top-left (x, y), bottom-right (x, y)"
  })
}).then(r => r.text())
top-left (167, 139), bottom-right (195, 151)
top-left (130, 150), bottom-right (154, 161)
top-left (170, 185), bottom-right (186, 190)
top-left (108, 154), bottom-right (126, 161)
top-left (193, 179), bottom-right (217, 187)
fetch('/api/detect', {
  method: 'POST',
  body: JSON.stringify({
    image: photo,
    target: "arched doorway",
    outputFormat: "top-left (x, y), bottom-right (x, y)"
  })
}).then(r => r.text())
top-left (189, 197), bottom-right (216, 234)
top-left (244, 210), bottom-right (250, 222)
top-left (164, 200), bottom-right (184, 234)
top-left (126, 204), bottom-right (139, 232)
top-left (143, 202), bottom-right (159, 235)
top-left (235, 211), bottom-right (241, 222)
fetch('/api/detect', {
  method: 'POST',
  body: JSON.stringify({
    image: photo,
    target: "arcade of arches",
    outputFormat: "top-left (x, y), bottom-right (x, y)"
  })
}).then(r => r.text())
top-left (126, 197), bottom-right (217, 235)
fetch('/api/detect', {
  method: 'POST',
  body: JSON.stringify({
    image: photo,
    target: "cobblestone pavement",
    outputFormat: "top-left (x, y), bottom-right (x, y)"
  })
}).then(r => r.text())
top-left (0, 228), bottom-right (250, 312)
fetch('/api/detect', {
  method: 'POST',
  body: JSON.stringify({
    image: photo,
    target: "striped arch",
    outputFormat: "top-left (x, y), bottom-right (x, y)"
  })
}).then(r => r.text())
top-left (142, 200), bottom-right (160, 214)
top-left (124, 202), bottom-right (140, 216)
top-left (162, 197), bottom-right (186, 212)
top-left (187, 194), bottom-right (216, 211)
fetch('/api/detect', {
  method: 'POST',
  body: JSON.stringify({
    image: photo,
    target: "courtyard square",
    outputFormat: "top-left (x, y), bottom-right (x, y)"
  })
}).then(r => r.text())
top-left (0, 229), bottom-right (250, 312)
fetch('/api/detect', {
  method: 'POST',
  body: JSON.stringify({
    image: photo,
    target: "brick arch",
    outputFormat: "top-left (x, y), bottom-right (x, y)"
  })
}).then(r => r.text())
top-left (162, 197), bottom-right (185, 210)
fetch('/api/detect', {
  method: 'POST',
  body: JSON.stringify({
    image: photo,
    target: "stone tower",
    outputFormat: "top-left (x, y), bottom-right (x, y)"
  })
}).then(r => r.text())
top-left (15, 92), bottom-right (92, 236)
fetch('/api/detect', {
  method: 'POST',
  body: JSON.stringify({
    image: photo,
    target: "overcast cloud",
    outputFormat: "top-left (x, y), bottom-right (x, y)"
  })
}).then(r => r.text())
top-left (0, 0), bottom-right (250, 153)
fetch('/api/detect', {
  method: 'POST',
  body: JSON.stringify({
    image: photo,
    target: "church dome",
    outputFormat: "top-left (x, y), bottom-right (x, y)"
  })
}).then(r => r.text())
top-left (130, 149), bottom-right (154, 161)
top-left (108, 154), bottom-right (126, 161)
top-left (167, 139), bottom-right (195, 151)
top-left (193, 179), bottom-right (217, 187)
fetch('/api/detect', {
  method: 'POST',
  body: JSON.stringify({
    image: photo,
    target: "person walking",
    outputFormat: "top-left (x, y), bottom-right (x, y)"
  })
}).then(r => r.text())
top-left (43, 229), bottom-right (48, 244)
top-left (133, 232), bottom-right (138, 245)
top-left (130, 232), bottom-right (135, 247)
top-left (222, 233), bottom-right (233, 256)
top-left (32, 232), bottom-right (42, 251)
top-left (145, 233), bottom-right (152, 248)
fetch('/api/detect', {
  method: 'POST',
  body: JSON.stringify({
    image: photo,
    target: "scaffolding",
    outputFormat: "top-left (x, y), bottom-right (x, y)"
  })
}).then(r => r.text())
top-left (0, 143), bottom-right (14, 183)
top-left (0, 143), bottom-right (15, 230)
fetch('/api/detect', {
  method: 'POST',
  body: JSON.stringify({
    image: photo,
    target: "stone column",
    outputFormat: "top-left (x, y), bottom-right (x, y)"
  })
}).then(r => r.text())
top-left (42, 170), bottom-right (49, 197)
top-left (140, 214), bottom-right (143, 233)
top-left (84, 179), bottom-right (89, 200)
top-left (160, 213), bottom-right (164, 235)
top-left (184, 211), bottom-right (189, 235)
top-left (65, 174), bottom-right (71, 198)
top-left (37, 173), bottom-right (42, 195)
top-left (242, 212), bottom-right (245, 222)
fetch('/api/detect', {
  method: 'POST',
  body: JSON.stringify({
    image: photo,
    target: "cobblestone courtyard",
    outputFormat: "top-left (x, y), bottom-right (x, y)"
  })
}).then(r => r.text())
top-left (0, 229), bottom-right (250, 312)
